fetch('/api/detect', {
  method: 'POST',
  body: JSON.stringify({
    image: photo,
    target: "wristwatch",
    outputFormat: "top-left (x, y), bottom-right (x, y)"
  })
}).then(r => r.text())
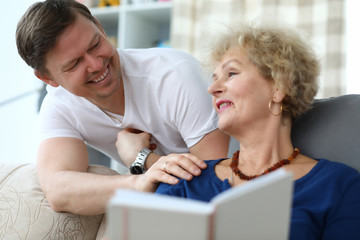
top-left (129, 148), bottom-right (152, 174)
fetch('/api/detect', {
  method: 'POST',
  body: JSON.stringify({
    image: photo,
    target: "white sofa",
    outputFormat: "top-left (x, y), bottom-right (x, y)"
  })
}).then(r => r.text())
top-left (0, 163), bottom-right (117, 240)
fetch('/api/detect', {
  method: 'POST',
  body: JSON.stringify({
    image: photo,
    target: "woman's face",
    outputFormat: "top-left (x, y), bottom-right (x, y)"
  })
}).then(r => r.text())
top-left (208, 47), bottom-right (275, 134)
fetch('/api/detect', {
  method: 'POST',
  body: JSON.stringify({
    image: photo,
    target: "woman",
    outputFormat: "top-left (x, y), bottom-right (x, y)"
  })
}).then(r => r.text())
top-left (155, 24), bottom-right (360, 240)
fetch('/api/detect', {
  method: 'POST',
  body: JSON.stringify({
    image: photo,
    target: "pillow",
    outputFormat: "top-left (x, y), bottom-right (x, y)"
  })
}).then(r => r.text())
top-left (0, 162), bottom-right (118, 240)
top-left (291, 94), bottom-right (360, 172)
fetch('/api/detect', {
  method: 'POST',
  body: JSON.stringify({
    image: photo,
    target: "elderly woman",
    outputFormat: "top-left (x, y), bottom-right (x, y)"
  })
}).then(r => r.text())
top-left (155, 24), bottom-right (360, 240)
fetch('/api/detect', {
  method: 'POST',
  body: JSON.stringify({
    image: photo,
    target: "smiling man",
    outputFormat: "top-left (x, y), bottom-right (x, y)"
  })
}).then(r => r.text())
top-left (16, 0), bottom-right (229, 215)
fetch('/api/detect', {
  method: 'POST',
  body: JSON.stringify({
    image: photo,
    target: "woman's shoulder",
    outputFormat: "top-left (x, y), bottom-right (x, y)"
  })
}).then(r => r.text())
top-left (155, 158), bottom-right (230, 201)
top-left (204, 158), bottom-right (226, 167)
top-left (318, 158), bottom-right (359, 176)
top-left (296, 158), bottom-right (360, 190)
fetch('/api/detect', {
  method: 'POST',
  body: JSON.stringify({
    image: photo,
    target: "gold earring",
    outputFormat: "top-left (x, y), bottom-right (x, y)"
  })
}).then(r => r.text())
top-left (268, 100), bottom-right (283, 116)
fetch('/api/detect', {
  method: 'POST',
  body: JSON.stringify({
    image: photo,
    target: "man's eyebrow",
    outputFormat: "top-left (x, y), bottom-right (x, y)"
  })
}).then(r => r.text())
top-left (60, 33), bottom-right (100, 71)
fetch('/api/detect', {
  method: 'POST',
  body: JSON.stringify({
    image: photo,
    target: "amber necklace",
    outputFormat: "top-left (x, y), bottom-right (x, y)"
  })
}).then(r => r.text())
top-left (230, 148), bottom-right (300, 181)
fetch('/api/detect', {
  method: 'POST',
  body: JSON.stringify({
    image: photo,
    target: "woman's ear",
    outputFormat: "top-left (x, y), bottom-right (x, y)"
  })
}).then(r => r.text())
top-left (34, 70), bottom-right (59, 87)
top-left (272, 86), bottom-right (286, 103)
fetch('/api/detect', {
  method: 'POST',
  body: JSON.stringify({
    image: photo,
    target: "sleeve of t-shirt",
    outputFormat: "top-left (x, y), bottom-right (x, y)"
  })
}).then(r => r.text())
top-left (38, 93), bottom-right (83, 141)
top-left (159, 53), bottom-right (218, 148)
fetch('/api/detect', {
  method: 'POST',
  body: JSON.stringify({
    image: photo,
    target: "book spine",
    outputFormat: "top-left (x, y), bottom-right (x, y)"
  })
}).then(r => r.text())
top-left (122, 206), bottom-right (129, 240)
top-left (208, 212), bottom-right (215, 240)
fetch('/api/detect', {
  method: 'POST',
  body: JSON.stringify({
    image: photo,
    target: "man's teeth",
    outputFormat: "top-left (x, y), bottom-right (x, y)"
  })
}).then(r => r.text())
top-left (219, 102), bottom-right (232, 109)
top-left (91, 67), bottom-right (109, 83)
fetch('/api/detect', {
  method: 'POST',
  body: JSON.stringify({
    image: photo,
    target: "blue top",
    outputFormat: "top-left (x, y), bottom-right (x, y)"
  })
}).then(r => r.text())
top-left (156, 159), bottom-right (360, 240)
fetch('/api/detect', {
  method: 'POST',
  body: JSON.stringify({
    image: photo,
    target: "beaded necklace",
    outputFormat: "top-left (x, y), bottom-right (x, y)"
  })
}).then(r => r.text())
top-left (230, 148), bottom-right (300, 181)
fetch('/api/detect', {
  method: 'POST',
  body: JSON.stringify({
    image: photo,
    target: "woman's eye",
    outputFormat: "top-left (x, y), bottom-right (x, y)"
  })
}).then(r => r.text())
top-left (228, 72), bottom-right (237, 77)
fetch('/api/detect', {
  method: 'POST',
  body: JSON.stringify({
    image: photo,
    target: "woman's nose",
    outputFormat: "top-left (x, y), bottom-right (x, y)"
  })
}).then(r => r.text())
top-left (208, 80), bottom-right (223, 96)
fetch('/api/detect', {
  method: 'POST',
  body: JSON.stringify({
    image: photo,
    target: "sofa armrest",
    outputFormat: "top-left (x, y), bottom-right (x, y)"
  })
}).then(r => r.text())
top-left (0, 162), bottom-right (118, 240)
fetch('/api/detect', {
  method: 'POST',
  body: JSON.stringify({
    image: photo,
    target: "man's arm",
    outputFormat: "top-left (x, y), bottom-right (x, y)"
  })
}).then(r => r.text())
top-left (116, 128), bottom-right (229, 170)
top-left (115, 129), bottom-right (207, 180)
top-left (37, 137), bottom-right (206, 215)
top-left (146, 129), bottom-right (229, 179)
top-left (37, 137), bottom-right (140, 215)
top-left (189, 129), bottom-right (229, 160)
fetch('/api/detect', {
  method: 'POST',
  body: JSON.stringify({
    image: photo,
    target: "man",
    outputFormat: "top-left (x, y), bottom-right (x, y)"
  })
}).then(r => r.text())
top-left (16, 0), bottom-right (229, 215)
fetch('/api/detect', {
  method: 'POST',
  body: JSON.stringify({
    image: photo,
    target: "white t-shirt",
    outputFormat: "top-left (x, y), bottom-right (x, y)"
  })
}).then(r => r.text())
top-left (39, 48), bottom-right (218, 170)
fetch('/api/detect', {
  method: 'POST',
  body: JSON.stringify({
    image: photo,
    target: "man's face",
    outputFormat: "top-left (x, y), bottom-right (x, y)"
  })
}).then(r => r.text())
top-left (39, 13), bottom-right (121, 103)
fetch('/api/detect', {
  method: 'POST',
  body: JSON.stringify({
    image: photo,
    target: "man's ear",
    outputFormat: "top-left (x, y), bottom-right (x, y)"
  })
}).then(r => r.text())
top-left (34, 70), bottom-right (59, 87)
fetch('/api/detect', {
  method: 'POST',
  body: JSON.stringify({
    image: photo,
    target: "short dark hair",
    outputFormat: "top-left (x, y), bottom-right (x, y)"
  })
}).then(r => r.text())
top-left (16, 0), bottom-right (99, 74)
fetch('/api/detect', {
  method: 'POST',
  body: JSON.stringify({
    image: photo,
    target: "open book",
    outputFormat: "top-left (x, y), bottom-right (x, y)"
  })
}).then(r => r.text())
top-left (107, 168), bottom-right (293, 240)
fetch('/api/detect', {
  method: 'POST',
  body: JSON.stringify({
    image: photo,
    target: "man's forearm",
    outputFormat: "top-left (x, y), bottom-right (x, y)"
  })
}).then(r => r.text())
top-left (40, 171), bottom-right (139, 215)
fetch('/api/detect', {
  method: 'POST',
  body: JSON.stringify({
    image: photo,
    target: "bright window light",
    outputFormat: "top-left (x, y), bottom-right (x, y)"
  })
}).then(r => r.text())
top-left (346, 0), bottom-right (360, 94)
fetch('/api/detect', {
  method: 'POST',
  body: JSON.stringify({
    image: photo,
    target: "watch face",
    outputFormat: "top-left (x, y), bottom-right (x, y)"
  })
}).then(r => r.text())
top-left (130, 165), bottom-right (144, 175)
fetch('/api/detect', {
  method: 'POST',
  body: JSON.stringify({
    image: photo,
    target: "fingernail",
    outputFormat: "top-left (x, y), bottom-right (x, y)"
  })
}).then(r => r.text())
top-left (170, 178), bottom-right (179, 184)
top-left (186, 173), bottom-right (192, 180)
top-left (193, 168), bottom-right (201, 175)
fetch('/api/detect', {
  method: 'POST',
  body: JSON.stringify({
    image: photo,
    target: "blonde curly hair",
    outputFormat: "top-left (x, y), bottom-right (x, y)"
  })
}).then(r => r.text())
top-left (206, 23), bottom-right (320, 119)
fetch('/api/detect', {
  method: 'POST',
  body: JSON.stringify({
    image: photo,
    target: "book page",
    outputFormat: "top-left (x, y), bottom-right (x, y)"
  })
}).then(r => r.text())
top-left (108, 169), bottom-right (293, 240)
top-left (108, 190), bottom-right (214, 240)
top-left (211, 169), bottom-right (293, 240)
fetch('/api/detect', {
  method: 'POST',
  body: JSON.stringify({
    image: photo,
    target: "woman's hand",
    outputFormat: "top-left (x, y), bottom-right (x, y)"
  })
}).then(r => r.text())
top-left (135, 153), bottom-right (207, 192)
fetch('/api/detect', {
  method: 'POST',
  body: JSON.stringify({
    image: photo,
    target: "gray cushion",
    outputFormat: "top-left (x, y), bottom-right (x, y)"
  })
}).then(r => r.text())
top-left (291, 94), bottom-right (360, 172)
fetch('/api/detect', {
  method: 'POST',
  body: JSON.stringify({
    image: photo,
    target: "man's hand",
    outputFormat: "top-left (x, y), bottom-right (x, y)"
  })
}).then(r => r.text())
top-left (116, 128), bottom-right (156, 166)
top-left (116, 129), bottom-right (209, 191)
top-left (135, 153), bottom-right (207, 192)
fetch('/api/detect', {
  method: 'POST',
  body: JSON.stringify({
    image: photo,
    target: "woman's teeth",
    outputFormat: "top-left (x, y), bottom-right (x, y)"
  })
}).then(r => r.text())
top-left (219, 102), bottom-right (232, 109)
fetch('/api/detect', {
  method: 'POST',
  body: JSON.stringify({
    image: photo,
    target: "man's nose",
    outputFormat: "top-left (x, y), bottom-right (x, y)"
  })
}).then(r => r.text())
top-left (85, 53), bottom-right (103, 72)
